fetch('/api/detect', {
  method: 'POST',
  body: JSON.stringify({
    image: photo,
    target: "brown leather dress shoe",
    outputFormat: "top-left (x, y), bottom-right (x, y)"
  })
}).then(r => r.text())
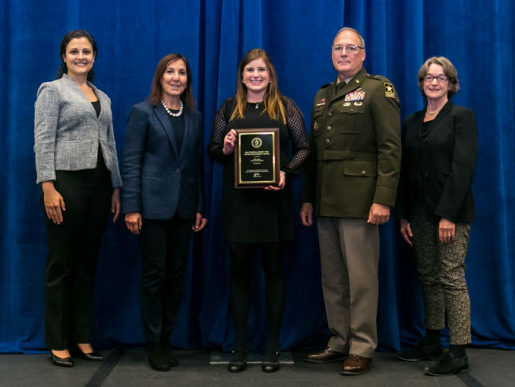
top-left (340, 354), bottom-right (373, 375)
top-left (304, 347), bottom-right (348, 363)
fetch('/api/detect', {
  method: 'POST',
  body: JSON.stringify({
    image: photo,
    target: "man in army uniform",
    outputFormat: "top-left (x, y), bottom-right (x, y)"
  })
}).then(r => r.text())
top-left (300, 27), bottom-right (401, 375)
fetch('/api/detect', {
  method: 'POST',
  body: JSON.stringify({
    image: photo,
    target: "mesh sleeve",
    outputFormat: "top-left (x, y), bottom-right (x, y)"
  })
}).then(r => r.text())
top-left (283, 97), bottom-right (310, 175)
top-left (207, 98), bottom-right (233, 164)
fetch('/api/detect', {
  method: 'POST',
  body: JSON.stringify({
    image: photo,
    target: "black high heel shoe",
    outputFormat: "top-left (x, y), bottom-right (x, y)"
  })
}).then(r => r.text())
top-left (262, 351), bottom-right (280, 373)
top-left (51, 351), bottom-right (74, 367)
top-left (228, 350), bottom-right (247, 373)
top-left (71, 344), bottom-right (103, 361)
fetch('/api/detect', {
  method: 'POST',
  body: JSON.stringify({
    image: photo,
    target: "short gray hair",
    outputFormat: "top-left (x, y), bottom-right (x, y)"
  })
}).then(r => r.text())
top-left (333, 27), bottom-right (365, 49)
top-left (417, 56), bottom-right (460, 98)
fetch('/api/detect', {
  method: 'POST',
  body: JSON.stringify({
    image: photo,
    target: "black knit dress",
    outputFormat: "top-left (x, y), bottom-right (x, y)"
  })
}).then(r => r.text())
top-left (208, 97), bottom-right (310, 243)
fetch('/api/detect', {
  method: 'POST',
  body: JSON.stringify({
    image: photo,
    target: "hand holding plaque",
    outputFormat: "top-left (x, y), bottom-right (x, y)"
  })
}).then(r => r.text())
top-left (234, 128), bottom-right (280, 188)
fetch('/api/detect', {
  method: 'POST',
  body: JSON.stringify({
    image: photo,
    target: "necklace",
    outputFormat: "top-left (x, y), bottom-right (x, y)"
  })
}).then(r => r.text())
top-left (162, 100), bottom-right (183, 117)
top-left (252, 101), bottom-right (263, 109)
top-left (426, 108), bottom-right (441, 116)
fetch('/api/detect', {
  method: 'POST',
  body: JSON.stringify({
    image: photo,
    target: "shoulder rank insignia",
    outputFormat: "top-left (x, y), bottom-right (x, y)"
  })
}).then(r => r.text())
top-left (384, 83), bottom-right (396, 99)
top-left (366, 74), bottom-right (382, 81)
top-left (345, 90), bottom-right (365, 102)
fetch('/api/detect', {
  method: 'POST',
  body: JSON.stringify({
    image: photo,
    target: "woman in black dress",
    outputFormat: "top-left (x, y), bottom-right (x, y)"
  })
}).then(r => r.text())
top-left (208, 48), bottom-right (309, 373)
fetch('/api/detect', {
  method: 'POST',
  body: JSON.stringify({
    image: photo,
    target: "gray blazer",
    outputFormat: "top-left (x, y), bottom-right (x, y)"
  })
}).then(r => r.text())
top-left (34, 74), bottom-right (122, 187)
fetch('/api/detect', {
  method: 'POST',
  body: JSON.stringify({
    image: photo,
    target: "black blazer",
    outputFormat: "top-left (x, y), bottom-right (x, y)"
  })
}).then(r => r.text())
top-left (397, 100), bottom-right (477, 223)
top-left (122, 100), bottom-right (205, 220)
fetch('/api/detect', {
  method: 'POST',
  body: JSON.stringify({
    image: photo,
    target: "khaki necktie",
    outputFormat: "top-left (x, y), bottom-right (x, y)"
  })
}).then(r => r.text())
top-left (336, 81), bottom-right (346, 94)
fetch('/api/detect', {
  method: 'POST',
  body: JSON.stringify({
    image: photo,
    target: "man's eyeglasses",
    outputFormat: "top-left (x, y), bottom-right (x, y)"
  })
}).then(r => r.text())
top-left (332, 45), bottom-right (364, 54)
top-left (424, 75), bottom-right (448, 83)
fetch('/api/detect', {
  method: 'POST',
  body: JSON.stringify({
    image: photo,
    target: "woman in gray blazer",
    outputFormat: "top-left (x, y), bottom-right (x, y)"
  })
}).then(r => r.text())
top-left (34, 30), bottom-right (122, 367)
top-left (122, 54), bottom-right (207, 372)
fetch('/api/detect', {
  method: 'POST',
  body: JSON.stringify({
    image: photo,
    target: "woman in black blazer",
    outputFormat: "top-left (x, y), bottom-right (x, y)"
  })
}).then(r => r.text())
top-left (122, 54), bottom-right (207, 372)
top-left (396, 57), bottom-right (477, 376)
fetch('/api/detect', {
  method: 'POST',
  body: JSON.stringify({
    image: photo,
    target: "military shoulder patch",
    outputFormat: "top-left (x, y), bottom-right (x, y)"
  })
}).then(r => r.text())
top-left (384, 82), bottom-right (396, 99)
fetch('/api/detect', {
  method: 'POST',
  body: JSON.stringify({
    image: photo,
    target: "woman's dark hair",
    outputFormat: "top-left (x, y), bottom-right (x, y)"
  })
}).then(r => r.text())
top-left (56, 30), bottom-right (98, 83)
top-left (149, 53), bottom-right (196, 112)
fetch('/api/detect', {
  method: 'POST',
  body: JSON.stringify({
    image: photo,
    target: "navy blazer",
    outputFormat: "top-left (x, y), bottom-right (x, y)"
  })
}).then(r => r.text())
top-left (397, 100), bottom-right (477, 223)
top-left (122, 100), bottom-right (205, 220)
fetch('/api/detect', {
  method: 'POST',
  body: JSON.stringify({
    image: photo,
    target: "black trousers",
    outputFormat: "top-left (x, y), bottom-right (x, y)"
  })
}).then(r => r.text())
top-left (139, 217), bottom-right (194, 343)
top-left (44, 165), bottom-right (112, 350)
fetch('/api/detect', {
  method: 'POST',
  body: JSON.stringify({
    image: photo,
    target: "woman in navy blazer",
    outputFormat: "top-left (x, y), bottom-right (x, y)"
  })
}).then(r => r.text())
top-left (34, 30), bottom-right (122, 367)
top-left (396, 57), bottom-right (477, 376)
top-left (122, 54), bottom-right (206, 372)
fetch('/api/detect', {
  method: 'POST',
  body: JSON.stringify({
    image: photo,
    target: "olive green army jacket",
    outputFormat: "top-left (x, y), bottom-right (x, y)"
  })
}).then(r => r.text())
top-left (302, 67), bottom-right (401, 218)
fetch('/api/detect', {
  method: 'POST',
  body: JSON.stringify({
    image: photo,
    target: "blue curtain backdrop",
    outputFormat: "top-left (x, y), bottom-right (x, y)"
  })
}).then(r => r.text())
top-left (1, 0), bottom-right (514, 353)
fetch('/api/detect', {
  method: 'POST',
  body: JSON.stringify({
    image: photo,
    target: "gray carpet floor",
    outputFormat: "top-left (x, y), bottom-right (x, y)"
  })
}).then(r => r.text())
top-left (0, 348), bottom-right (512, 387)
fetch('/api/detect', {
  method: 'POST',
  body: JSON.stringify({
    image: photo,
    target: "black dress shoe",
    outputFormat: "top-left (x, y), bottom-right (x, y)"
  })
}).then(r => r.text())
top-left (51, 352), bottom-right (74, 367)
top-left (304, 346), bottom-right (347, 363)
top-left (146, 342), bottom-right (170, 372)
top-left (161, 336), bottom-right (178, 367)
top-left (167, 350), bottom-right (178, 367)
top-left (70, 344), bottom-right (103, 361)
top-left (262, 351), bottom-right (280, 373)
top-left (228, 350), bottom-right (247, 373)
top-left (397, 340), bottom-right (443, 362)
top-left (424, 352), bottom-right (469, 376)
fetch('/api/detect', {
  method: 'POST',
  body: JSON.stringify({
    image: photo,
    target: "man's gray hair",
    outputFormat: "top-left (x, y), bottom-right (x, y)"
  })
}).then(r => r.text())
top-left (334, 27), bottom-right (365, 49)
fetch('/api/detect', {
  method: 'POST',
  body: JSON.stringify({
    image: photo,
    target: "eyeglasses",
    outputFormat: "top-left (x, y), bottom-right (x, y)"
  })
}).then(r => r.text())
top-left (332, 44), bottom-right (364, 54)
top-left (424, 75), bottom-right (448, 83)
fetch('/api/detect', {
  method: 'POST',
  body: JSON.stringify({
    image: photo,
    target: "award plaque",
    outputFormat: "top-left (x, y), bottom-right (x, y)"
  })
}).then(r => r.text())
top-left (234, 128), bottom-right (280, 188)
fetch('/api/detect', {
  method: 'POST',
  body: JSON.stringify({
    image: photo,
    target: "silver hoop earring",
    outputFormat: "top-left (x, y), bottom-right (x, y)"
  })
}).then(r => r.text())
top-left (242, 79), bottom-right (245, 84)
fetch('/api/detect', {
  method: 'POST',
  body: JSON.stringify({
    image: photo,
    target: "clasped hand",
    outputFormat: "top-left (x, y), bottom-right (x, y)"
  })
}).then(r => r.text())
top-left (223, 129), bottom-right (237, 155)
